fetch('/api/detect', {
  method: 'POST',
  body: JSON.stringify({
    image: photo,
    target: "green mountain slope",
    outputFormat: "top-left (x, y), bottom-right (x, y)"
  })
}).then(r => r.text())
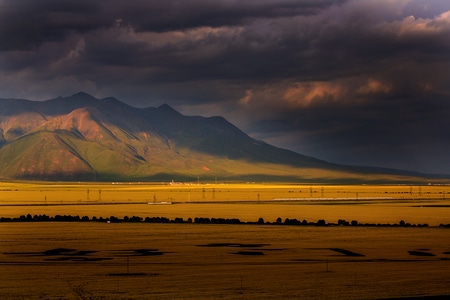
top-left (0, 130), bottom-right (95, 180)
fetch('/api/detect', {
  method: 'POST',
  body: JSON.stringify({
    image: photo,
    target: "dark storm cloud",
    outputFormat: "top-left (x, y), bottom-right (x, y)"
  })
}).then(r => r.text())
top-left (107, 0), bottom-right (343, 32)
top-left (0, 0), bottom-right (449, 173)
top-left (0, 1), bottom-right (105, 50)
top-left (0, 0), bottom-right (341, 51)
top-left (251, 93), bottom-right (450, 172)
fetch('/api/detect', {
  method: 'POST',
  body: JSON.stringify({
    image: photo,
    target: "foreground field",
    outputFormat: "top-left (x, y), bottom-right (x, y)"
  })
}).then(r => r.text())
top-left (1, 182), bottom-right (450, 299)
top-left (1, 223), bottom-right (450, 299)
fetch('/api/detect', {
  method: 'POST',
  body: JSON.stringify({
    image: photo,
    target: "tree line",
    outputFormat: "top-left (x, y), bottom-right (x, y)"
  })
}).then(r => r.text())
top-left (0, 214), bottom-right (444, 227)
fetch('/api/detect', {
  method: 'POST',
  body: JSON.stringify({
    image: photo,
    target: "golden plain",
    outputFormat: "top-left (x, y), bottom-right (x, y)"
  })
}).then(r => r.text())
top-left (1, 182), bottom-right (450, 299)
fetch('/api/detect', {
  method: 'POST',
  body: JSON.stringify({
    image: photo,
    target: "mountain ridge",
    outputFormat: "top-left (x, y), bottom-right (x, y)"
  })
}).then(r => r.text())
top-left (0, 92), bottom-right (448, 183)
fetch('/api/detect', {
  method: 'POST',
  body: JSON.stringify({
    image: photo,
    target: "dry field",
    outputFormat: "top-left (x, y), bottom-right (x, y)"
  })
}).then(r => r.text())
top-left (1, 223), bottom-right (450, 299)
top-left (1, 182), bottom-right (450, 299)
top-left (1, 181), bottom-right (450, 225)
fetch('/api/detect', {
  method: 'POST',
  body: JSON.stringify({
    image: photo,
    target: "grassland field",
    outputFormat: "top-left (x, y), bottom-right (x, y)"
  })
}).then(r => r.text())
top-left (1, 223), bottom-right (450, 299)
top-left (1, 181), bottom-right (450, 225)
top-left (1, 181), bottom-right (450, 299)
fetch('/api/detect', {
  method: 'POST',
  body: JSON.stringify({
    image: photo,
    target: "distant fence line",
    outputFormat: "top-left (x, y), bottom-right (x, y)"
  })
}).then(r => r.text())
top-left (272, 197), bottom-right (393, 201)
top-left (1, 213), bottom-right (449, 228)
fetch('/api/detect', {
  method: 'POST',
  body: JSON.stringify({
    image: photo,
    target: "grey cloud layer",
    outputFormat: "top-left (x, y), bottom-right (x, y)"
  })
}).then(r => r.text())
top-left (0, 0), bottom-right (449, 173)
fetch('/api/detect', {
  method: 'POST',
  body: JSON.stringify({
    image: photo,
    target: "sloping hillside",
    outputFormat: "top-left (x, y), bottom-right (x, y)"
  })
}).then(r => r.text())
top-left (0, 92), bottom-right (446, 182)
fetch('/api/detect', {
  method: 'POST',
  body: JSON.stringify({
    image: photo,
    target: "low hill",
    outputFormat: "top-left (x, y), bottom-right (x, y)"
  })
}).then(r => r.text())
top-left (0, 92), bottom-right (447, 183)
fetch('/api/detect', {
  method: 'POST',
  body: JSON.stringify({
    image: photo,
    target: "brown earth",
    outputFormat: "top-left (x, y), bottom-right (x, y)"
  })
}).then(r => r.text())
top-left (1, 223), bottom-right (450, 299)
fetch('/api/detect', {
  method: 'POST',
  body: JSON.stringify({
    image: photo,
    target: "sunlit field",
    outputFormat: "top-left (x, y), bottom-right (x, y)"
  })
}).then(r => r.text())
top-left (1, 181), bottom-right (450, 225)
top-left (1, 181), bottom-right (450, 299)
top-left (1, 223), bottom-right (450, 299)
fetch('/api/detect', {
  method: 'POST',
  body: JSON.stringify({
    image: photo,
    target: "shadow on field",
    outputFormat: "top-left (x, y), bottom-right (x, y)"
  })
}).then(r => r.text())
top-left (112, 249), bottom-right (164, 256)
top-left (408, 250), bottom-right (436, 257)
top-left (305, 247), bottom-right (365, 257)
top-left (3, 247), bottom-right (166, 262)
top-left (233, 251), bottom-right (264, 255)
top-left (197, 243), bottom-right (270, 248)
top-left (197, 242), bottom-right (274, 256)
top-left (329, 248), bottom-right (365, 257)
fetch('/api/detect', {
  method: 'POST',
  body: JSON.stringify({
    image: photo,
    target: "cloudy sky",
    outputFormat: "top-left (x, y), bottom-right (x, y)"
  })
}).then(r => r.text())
top-left (1, 0), bottom-right (449, 174)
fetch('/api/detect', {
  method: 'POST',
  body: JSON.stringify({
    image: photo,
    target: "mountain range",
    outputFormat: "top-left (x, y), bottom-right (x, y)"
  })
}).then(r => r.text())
top-left (0, 92), bottom-right (447, 183)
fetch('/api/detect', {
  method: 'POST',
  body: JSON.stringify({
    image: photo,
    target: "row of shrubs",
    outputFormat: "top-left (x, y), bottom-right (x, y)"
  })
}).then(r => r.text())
top-left (0, 214), bottom-right (441, 227)
top-left (0, 214), bottom-right (244, 224)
